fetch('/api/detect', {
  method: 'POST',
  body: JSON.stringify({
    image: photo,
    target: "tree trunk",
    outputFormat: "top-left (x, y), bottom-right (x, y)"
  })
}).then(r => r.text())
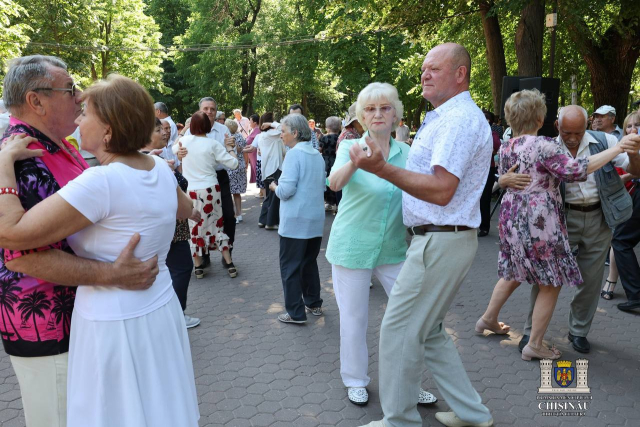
top-left (478, 1), bottom-right (508, 115)
top-left (515, 0), bottom-right (545, 76)
top-left (562, 2), bottom-right (640, 124)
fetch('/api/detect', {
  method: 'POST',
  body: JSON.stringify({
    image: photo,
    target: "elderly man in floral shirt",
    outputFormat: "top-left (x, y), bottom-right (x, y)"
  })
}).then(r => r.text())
top-left (0, 55), bottom-right (158, 427)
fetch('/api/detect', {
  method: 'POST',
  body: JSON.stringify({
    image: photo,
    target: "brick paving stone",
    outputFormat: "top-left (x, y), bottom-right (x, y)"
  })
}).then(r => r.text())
top-left (1, 188), bottom-right (640, 426)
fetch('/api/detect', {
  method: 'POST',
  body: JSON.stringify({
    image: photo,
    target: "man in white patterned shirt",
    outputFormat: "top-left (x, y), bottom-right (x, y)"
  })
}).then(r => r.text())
top-left (353, 43), bottom-right (493, 427)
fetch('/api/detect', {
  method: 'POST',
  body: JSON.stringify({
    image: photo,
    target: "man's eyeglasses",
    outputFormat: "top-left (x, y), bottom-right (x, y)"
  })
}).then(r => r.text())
top-left (32, 83), bottom-right (80, 97)
top-left (363, 105), bottom-right (394, 114)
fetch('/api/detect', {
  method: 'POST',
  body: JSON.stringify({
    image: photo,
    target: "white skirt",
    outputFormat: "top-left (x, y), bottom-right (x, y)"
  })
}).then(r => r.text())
top-left (67, 295), bottom-right (199, 427)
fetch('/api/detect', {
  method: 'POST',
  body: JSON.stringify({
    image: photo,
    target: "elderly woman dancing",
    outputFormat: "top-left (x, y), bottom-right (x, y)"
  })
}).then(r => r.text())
top-left (326, 82), bottom-right (435, 406)
top-left (476, 90), bottom-right (627, 361)
top-left (269, 114), bottom-right (326, 324)
top-left (0, 75), bottom-right (199, 426)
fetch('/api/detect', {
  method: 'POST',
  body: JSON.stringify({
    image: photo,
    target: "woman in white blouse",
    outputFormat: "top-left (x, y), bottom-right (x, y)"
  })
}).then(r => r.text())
top-left (0, 75), bottom-right (200, 427)
top-left (175, 111), bottom-right (239, 278)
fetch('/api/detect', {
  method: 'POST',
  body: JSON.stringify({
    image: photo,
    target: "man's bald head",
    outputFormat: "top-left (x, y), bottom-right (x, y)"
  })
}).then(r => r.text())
top-left (558, 105), bottom-right (588, 129)
top-left (557, 105), bottom-right (589, 150)
top-left (421, 43), bottom-right (471, 107)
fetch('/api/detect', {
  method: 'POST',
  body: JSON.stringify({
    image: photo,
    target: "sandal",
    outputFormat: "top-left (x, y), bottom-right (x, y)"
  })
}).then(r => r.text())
top-left (194, 268), bottom-right (204, 279)
top-left (224, 261), bottom-right (237, 278)
top-left (601, 279), bottom-right (616, 300)
top-left (475, 317), bottom-right (510, 335)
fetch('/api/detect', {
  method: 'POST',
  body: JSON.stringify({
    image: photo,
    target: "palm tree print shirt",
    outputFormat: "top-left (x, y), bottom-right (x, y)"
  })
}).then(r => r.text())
top-left (0, 117), bottom-right (87, 357)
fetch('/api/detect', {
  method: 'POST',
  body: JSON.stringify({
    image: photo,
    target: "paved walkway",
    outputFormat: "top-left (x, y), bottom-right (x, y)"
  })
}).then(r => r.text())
top-left (1, 187), bottom-right (639, 426)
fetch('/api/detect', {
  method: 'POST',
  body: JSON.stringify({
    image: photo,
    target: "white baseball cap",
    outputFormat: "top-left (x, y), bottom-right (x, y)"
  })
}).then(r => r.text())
top-left (593, 105), bottom-right (616, 116)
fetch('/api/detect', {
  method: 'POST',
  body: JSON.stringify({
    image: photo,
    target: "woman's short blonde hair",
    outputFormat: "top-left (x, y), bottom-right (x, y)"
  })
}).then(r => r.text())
top-left (225, 119), bottom-right (238, 134)
top-left (81, 74), bottom-right (155, 154)
top-left (504, 89), bottom-right (547, 135)
top-left (623, 111), bottom-right (640, 136)
top-left (355, 82), bottom-right (403, 131)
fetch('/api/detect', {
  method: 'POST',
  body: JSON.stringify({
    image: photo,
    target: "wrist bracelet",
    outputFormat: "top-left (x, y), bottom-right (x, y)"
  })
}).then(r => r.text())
top-left (0, 187), bottom-right (19, 197)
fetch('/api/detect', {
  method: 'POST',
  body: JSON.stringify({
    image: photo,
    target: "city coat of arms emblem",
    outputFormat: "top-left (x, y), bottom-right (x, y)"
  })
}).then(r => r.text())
top-left (554, 361), bottom-right (574, 388)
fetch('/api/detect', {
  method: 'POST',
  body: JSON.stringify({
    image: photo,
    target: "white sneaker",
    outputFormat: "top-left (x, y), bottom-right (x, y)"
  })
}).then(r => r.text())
top-left (435, 412), bottom-right (493, 427)
top-left (235, 215), bottom-right (243, 223)
top-left (184, 315), bottom-right (201, 329)
top-left (418, 388), bottom-right (437, 404)
top-left (347, 387), bottom-right (368, 406)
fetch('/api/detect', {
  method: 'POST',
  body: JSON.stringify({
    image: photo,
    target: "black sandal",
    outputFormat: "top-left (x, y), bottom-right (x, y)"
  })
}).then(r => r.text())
top-left (222, 260), bottom-right (237, 278)
top-left (194, 268), bottom-right (204, 279)
top-left (601, 279), bottom-right (616, 300)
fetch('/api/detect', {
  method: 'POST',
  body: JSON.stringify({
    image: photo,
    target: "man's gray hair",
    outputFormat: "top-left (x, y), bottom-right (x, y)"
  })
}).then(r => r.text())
top-left (154, 102), bottom-right (168, 114)
top-left (325, 116), bottom-right (342, 134)
top-left (558, 105), bottom-right (588, 126)
top-left (281, 114), bottom-right (312, 142)
top-left (2, 55), bottom-right (67, 112)
top-left (199, 97), bottom-right (217, 108)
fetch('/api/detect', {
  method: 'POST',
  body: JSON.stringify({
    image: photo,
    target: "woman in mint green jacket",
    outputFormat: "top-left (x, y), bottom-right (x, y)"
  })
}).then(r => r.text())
top-left (326, 83), bottom-right (435, 407)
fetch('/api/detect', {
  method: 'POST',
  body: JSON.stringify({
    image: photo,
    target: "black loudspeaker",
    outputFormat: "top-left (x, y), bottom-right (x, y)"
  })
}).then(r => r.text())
top-left (500, 76), bottom-right (522, 119)
top-left (519, 77), bottom-right (560, 124)
top-left (500, 76), bottom-right (561, 138)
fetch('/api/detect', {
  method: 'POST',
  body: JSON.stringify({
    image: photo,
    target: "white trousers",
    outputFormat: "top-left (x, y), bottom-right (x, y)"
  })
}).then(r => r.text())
top-left (10, 352), bottom-right (68, 427)
top-left (332, 262), bottom-right (404, 387)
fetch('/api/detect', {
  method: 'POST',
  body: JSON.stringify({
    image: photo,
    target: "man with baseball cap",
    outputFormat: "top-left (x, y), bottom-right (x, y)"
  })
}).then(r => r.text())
top-left (592, 105), bottom-right (623, 140)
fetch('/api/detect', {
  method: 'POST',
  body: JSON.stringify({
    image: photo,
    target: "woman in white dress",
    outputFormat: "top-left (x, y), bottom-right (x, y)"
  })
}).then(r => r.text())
top-left (0, 75), bottom-right (199, 427)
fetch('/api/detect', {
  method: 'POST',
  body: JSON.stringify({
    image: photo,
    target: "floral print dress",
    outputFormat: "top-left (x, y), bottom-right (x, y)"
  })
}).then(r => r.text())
top-left (188, 185), bottom-right (230, 257)
top-left (498, 135), bottom-right (589, 287)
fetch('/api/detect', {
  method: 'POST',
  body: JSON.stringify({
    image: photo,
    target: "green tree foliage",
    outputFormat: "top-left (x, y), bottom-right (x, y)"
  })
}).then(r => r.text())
top-left (0, 0), bottom-right (31, 73)
top-left (10, 0), bottom-right (164, 91)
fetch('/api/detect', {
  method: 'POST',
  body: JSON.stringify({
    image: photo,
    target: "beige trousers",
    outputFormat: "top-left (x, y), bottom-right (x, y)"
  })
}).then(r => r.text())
top-left (524, 208), bottom-right (611, 337)
top-left (10, 352), bottom-right (68, 427)
top-left (378, 230), bottom-right (492, 426)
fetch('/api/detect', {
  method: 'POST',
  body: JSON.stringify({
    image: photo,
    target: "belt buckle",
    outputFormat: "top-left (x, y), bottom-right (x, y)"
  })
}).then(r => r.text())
top-left (410, 226), bottom-right (417, 236)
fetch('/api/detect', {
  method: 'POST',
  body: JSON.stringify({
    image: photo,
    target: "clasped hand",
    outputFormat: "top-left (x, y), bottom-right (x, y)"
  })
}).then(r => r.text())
top-left (619, 133), bottom-right (640, 155)
top-left (348, 136), bottom-right (386, 174)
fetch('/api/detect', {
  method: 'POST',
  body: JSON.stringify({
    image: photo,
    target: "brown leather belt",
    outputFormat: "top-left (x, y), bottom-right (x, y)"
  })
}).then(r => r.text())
top-left (407, 225), bottom-right (473, 236)
top-left (564, 202), bottom-right (601, 212)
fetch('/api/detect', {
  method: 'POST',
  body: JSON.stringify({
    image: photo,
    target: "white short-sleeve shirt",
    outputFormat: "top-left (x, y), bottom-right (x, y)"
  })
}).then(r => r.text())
top-left (57, 156), bottom-right (178, 321)
top-left (402, 91), bottom-right (492, 228)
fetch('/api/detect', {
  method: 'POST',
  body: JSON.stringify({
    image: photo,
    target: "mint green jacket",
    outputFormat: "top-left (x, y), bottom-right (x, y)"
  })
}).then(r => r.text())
top-left (325, 135), bottom-right (410, 269)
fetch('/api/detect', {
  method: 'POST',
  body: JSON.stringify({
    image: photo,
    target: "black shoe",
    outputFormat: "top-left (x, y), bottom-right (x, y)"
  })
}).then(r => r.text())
top-left (617, 299), bottom-right (640, 312)
top-left (568, 332), bottom-right (590, 353)
top-left (518, 335), bottom-right (529, 353)
top-left (478, 230), bottom-right (489, 237)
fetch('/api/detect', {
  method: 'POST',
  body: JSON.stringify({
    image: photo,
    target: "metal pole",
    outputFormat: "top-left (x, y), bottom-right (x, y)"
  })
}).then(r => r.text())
top-left (549, 0), bottom-right (558, 78)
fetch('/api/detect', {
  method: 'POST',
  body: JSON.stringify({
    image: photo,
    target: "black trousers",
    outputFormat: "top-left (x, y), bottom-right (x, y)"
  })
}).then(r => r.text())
top-left (166, 240), bottom-right (193, 311)
top-left (216, 170), bottom-right (236, 247)
top-left (479, 166), bottom-right (497, 232)
top-left (279, 236), bottom-right (323, 321)
top-left (612, 189), bottom-right (640, 301)
top-left (259, 170), bottom-right (281, 227)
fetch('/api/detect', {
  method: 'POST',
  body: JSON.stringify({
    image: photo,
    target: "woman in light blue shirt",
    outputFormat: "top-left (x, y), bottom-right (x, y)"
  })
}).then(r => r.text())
top-left (270, 114), bottom-right (326, 325)
top-left (326, 83), bottom-right (435, 407)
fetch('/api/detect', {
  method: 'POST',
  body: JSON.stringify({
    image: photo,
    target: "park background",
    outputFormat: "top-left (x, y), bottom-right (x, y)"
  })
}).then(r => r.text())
top-left (1, 0), bottom-right (639, 128)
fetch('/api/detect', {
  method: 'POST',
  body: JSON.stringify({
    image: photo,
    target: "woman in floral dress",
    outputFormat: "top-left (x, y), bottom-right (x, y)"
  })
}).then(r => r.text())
top-left (475, 90), bottom-right (625, 361)
top-left (225, 119), bottom-right (248, 223)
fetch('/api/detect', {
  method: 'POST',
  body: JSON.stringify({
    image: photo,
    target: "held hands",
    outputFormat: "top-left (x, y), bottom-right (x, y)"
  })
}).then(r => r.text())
top-left (620, 133), bottom-right (640, 155)
top-left (0, 133), bottom-right (44, 161)
top-left (177, 141), bottom-right (188, 160)
top-left (113, 233), bottom-right (159, 291)
top-left (499, 164), bottom-right (531, 190)
top-left (348, 136), bottom-right (386, 175)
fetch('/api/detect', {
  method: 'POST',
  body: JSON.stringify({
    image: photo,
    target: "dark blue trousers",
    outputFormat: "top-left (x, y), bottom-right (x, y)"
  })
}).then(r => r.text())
top-left (279, 236), bottom-right (323, 321)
